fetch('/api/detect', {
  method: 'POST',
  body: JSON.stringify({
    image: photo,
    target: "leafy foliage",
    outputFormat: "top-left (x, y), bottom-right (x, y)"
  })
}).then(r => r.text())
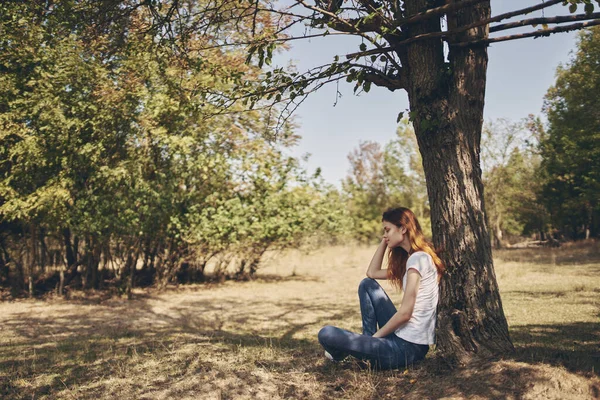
top-left (342, 119), bottom-right (430, 242)
top-left (0, 1), bottom-right (350, 296)
top-left (541, 27), bottom-right (600, 239)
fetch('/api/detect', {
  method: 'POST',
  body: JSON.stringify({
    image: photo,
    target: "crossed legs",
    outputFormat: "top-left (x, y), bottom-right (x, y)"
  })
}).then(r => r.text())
top-left (318, 278), bottom-right (424, 369)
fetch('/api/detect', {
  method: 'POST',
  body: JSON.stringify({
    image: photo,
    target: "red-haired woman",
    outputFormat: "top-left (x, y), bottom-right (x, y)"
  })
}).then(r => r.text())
top-left (318, 207), bottom-right (445, 369)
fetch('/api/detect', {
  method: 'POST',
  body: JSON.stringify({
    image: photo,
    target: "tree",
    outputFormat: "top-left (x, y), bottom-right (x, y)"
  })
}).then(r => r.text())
top-left (343, 119), bottom-right (431, 241)
top-left (343, 141), bottom-right (389, 241)
top-left (384, 119), bottom-right (431, 237)
top-left (8, 0), bottom-right (599, 362)
top-left (542, 27), bottom-right (600, 239)
top-left (157, 0), bottom-right (598, 362)
top-left (481, 119), bottom-right (542, 247)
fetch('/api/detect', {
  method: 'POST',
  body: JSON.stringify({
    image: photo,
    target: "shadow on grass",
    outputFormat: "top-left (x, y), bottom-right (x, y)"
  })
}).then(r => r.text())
top-left (0, 291), bottom-right (357, 399)
top-left (1, 286), bottom-right (599, 399)
top-left (510, 322), bottom-right (600, 376)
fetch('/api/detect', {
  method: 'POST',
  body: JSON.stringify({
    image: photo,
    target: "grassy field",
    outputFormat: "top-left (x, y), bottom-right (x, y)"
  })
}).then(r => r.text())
top-left (1, 242), bottom-right (599, 399)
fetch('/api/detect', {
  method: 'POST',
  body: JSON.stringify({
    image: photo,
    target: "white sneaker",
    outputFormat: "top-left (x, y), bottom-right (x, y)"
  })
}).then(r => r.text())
top-left (324, 351), bottom-right (335, 361)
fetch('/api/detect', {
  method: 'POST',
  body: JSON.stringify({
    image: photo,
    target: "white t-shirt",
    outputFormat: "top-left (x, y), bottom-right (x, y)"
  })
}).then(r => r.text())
top-left (394, 251), bottom-right (439, 345)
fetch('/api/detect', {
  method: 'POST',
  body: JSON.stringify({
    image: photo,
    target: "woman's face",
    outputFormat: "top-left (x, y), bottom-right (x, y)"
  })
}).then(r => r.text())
top-left (382, 221), bottom-right (407, 248)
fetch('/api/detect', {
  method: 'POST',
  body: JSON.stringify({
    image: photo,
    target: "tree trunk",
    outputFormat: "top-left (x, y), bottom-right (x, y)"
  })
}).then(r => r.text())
top-left (62, 228), bottom-right (78, 286)
top-left (399, 0), bottom-right (513, 363)
top-left (58, 267), bottom-right (65, 297)
top-left (28, 224), bottom-right (36, 297)
top-left (494, 214), bottom-right (503, 249)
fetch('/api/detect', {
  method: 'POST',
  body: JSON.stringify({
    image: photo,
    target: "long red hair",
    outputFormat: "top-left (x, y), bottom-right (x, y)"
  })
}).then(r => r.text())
top-left (383, 207), bottom-right (445, 289)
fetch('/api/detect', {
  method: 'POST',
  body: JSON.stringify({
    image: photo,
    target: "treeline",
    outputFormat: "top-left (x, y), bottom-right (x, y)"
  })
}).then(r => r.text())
top-left (1, 1), bottom-right (598, 297)
top-left (0, 2), bottom-right (350, 297)
top-left (482, 29), bottom-right (599, 246)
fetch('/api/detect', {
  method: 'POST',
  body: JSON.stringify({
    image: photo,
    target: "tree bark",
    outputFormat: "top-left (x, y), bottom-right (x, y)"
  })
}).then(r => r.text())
top-left (399, 0), bottom-right (513, 363)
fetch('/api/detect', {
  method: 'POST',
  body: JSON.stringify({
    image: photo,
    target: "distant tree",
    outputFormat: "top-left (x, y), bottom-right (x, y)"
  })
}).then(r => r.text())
top-left (542, 27), bottom-right (600, 239)
top-left (481, 119), bottom-right (536, 247)
top-left (384, 120), bottom-right (431, 237)
top-left (342, 141), bottom-right (388, 241)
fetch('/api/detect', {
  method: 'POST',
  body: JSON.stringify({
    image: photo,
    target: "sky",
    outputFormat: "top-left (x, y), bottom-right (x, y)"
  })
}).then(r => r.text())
top-left (272, 1), bottom-right (579, 185)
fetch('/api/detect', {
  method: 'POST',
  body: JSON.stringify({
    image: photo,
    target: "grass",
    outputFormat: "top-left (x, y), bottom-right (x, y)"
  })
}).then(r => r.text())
top-left (1, 242), bottom-right (599, 399)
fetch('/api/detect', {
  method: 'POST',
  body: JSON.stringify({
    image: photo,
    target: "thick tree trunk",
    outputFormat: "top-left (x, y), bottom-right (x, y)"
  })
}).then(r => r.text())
top-left (400, 0), bottom-right (513, 363)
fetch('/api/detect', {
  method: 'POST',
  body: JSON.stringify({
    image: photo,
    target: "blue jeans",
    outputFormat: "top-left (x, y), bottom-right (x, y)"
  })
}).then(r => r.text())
top-left (318, 278), bottom-right (429, 369)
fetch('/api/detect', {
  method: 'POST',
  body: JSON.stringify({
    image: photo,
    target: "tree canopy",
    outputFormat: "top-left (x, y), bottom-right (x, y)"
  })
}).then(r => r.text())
top-left (541, 26), bottom-right (600, 239)
top-left (0, 0), bottom-right (351, 296)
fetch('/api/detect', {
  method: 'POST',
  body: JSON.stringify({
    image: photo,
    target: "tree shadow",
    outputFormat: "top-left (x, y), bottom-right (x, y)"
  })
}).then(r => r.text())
top-left (1, 284), bottom-right (599, 399)
top-left (509, 321), bottom-right (600, 376)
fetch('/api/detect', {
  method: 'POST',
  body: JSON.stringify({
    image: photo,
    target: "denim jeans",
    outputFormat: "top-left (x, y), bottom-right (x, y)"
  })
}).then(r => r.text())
top-left (318, 278), bottom-right (429, 370)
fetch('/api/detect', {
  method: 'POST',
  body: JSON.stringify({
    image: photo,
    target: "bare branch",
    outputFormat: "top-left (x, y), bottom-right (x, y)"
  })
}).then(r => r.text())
top-left (197, 31), bottom-right (352, 52)
top-left (328, 18), bottom-right (384, 33)
top-left (490, 12), bottom-right (600, 33)
top-left (486, 0), bottom-right (564, 26)
top-left (454, 19), bottom-right (600, 47)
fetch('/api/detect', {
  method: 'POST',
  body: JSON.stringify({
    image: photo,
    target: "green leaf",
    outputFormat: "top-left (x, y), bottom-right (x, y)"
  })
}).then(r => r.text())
top-left (363, 81), bottom-right (371, 93)
top-left (396, 112), bottom-right (404, 123)
top-left (569, 3), bottom-right (577, 13)
top-left (584, 2), bottom-right (594, 14)
top-left (359, 43), bottom-right (367, 52)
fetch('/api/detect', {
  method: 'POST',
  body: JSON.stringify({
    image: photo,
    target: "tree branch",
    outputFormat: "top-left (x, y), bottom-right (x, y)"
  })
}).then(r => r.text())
top-left (362, 71), bottom-right (406, 91)
top-left (453, 19), bottom-right (600, 47)
top-left (345, 0), bottom-right (588, 59)
top-left (346, 63), bottom-right (406, 91)
top-left (327, 17), bottom-right (384, 33)
top-left (486, 0), bottom-right (564, 26)
top-left (490, 12), bottom-right (600, 33)
top-left (293, 0), bottom-right (405, 71)
top-left (392, 0), bottom-right (488, 28)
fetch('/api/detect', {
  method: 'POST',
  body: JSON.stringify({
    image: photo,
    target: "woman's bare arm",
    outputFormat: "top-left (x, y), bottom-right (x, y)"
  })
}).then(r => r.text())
top-left (372, 269), bottom-right (421, 337)
top-left (366, 239), bottom-right (388, 280)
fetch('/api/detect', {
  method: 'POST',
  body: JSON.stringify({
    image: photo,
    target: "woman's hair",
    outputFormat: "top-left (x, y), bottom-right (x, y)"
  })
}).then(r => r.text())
top-left (382, 207), bottom-right (445, 288)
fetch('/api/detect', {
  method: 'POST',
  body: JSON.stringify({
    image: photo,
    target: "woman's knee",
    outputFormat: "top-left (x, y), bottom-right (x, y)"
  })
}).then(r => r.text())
top-left (318, 325), bottom-right (340, 345)
top-left (358, 277), bottom-right (380, 294)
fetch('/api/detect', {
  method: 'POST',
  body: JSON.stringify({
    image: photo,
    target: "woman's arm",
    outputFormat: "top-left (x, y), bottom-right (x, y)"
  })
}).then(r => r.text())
top-left (372, 269), bottom-right (421, 338)
top-left (366, 239), bottom-right (388, 280)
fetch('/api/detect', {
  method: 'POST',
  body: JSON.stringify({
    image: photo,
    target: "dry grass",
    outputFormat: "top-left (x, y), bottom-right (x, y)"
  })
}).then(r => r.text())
top-left (1, 242), bottom-right (599, 399)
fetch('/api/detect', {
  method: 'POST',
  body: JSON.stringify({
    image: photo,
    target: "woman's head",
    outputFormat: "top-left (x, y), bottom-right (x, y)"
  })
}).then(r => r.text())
top-left (382, 207), bottom-right (422, 250)
top-left (382, 207), bottom-right (445, 288)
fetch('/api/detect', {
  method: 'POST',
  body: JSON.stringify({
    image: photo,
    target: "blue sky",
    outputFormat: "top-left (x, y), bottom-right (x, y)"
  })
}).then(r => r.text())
top-left (272, 1), bottom-right (579, 185)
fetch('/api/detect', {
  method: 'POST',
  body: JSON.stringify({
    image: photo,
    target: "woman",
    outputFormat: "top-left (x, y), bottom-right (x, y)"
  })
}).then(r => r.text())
top-left (318, 207), bottom-right (445, 369)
